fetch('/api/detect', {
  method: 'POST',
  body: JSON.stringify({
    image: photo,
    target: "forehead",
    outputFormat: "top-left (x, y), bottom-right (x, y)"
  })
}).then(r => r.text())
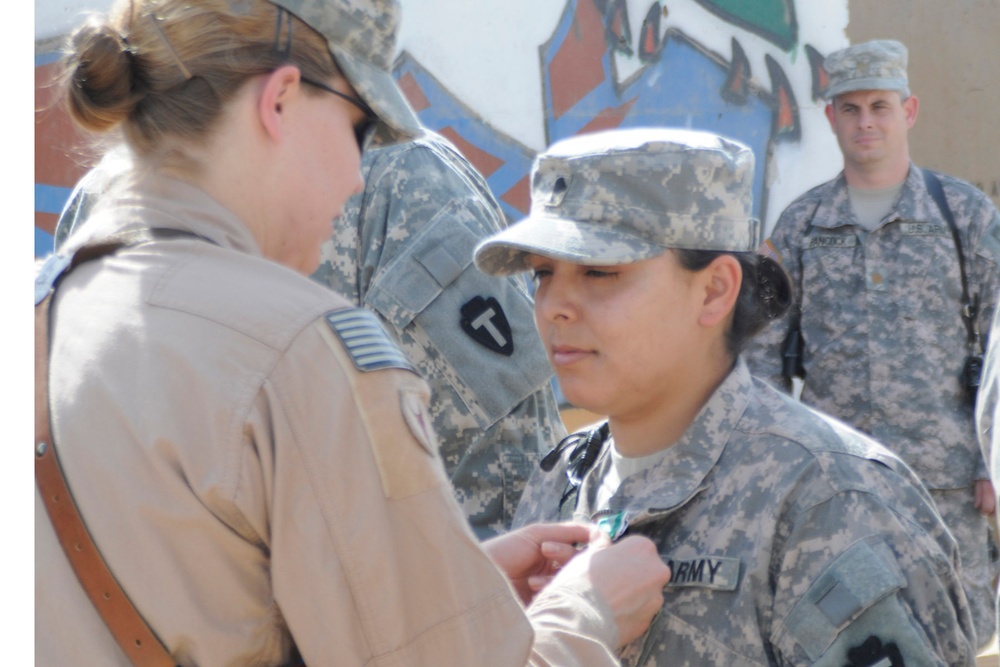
top-left (832, 89), bottom-right (905, 107)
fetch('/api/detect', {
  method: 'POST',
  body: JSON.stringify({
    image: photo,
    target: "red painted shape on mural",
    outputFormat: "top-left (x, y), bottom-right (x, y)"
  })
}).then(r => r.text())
top-left (549, 0), bottom-right (607, 120)
top-left (642, 20), bottom-right (657, 54)
top-left (577, 97), bottom-right (638, 135)
top-left (815, 66), bottom-right (828, 94)
top-left (501, 174), bottom-right (531, 216)
top-left (775, 83), bottom-right (794, 132)
top-left (609, 3), bottom-right (625, 43)
top-left (35, 61), bottom-right (96, 234)
top-left (398, 71), bottom-right (431, 112)
top-left (438, 126), bottom-right (505, 178)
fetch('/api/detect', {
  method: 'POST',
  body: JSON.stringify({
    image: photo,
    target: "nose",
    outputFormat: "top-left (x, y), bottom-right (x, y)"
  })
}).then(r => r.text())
top-left (534, 271), bottom-right (578, 325)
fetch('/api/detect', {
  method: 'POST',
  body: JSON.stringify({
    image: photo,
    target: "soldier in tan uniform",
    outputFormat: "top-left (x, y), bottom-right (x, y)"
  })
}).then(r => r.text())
top-left (475, 128), bottom-right (977, 666)
top-left (34, 0), bottom-right (672, 664)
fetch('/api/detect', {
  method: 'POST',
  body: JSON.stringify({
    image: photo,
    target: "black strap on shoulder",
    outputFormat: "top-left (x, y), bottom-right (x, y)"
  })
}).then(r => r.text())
top-left (780, 201), bottom-right (821, 381)
top-left (923, 169), bottom-right (981, 352)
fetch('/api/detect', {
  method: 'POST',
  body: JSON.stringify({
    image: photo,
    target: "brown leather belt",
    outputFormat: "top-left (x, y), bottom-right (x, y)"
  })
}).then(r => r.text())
top-left (35, 231), bottom-right (195, 667)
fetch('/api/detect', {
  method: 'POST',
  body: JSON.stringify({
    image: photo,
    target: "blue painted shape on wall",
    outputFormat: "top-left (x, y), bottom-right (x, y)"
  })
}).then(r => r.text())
top-left (36, 228), bottom-right (55, 258)
top-left (393, 54), bottom-right (536, 223)
top-left (541, 18), bottom-right (774, 220)
top-left (37, 183), bottom-right (73, 215)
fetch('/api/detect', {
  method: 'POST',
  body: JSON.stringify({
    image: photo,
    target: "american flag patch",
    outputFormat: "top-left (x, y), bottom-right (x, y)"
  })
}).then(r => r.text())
top-left (325, 309), bottom-right (416, 373)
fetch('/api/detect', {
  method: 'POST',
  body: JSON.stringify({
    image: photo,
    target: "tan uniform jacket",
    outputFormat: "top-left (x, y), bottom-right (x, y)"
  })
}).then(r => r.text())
top-left (35, 173), bottom-right (618, 666)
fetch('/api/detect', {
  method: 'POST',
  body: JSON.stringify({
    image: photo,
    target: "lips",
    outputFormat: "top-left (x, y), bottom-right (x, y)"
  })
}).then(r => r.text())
top-left (549, 344), bottom-right (592, 366)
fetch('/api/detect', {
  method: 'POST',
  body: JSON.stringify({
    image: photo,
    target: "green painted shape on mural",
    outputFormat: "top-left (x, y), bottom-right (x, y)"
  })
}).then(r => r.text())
top-left (694, 0), bottom-right (797, 50)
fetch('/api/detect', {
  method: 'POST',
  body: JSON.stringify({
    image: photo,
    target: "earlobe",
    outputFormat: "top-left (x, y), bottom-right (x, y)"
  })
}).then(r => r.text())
top-left (698, 255), bottom-right (741, 327)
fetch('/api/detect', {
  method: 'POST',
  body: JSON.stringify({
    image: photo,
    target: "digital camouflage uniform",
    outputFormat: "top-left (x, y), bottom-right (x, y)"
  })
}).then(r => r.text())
top-left (514, 360), bottom-right (977, 666)
top-left (312, 130), bottom-right (565, 539)
top-left (745, 165), bottom-right (1000, 646)
top-left (475, 127), bottom-right (977, 666)
top-left (976, 298), bottom-right (1000, 642)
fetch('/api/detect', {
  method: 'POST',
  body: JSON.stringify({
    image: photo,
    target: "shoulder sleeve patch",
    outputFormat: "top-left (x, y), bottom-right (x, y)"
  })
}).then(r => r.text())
top-left (776, 539), bottom-right (906, 661)
top-left (324, 308), bottom-right (416, 374)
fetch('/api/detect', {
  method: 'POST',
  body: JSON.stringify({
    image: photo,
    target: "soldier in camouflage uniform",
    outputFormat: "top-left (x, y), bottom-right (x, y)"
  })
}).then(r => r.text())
top-left (977, 303), bottom-right (1000, 642)
top-left (745, 39), bottom-right (1000, 648)
top-left (475, 127), bottom-right (977, 665)
top-left (311, 129), bottom-right (565, 539)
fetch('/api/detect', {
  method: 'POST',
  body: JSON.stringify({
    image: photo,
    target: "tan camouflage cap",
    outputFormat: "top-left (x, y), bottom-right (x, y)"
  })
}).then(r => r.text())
top-left (823, 39), bottom-right (909, 100)
top-left (267, 0), bottom-right (421, 139)
top-left (474, 128), bottom-right (760, 276)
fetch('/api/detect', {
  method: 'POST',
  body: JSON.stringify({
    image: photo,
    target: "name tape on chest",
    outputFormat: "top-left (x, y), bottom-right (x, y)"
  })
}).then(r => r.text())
top-left (663, 555), bottom-right (741, 591)
top-left (325, 309), bottom-right (416, 373)
top-left (806, 234), bottom-right (858, 250)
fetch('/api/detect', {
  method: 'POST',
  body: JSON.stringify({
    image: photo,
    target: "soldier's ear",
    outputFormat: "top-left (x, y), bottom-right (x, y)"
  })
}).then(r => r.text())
top-left (902, 94), bottom-right (918, 129)
top-left (697, 254), bottom-right (741, 328)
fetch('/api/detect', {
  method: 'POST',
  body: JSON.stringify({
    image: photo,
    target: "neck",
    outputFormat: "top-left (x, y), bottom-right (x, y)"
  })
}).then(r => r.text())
top-left (609, 355), bottom-right (733, 458)
top-left (844, 153), bottom-right (911, 189)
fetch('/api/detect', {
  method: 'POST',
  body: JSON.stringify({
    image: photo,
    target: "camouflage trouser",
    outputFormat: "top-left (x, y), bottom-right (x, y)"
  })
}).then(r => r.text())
top-left (929, 487), bottom-right (999, 651)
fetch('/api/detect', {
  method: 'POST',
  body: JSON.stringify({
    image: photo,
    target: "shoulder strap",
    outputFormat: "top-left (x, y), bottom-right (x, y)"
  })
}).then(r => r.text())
top-left (922, 169), bottom-right (980, 351)
top-left (35, 228), bottom-right (206, 667)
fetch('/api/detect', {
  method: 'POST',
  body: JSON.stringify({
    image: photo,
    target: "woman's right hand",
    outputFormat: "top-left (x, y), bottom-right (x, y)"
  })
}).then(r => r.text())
top-left (554, 532), bottom-right (671, 647)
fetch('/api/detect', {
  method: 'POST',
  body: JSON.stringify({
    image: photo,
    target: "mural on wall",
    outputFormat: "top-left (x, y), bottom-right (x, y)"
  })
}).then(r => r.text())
top-left (393, 0), bottom-right (828, 227)
top-left (34, 0), bottom-right (830, 256)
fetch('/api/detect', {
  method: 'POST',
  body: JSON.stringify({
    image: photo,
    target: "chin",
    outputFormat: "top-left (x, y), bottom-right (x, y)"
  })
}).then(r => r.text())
top-left (559, 383), bottom-right (607, 416)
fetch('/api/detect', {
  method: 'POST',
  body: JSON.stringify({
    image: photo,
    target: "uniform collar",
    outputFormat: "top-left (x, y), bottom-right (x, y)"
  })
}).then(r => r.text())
top-left (64, 169), bottom-right (263, 259)
top-left (580, 359), bottom-right (754, 526)
top-left (809, 163), bottom-right (922, 231)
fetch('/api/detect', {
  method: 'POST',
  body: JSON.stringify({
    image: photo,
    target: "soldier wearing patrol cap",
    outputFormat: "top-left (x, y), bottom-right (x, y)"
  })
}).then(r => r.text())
top-left (35, 0), bottom-right (673, 664)
top-left (745, 38), bottom-right (1000, 649)
top-left (476, 127), bottom-right (977, 665)
top-left (312, 126), bottom-right (565, 540)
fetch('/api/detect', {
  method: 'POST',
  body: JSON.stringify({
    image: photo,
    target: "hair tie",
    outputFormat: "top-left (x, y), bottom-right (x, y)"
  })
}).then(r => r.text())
top-left (146, 12), bottom-right (192, 80)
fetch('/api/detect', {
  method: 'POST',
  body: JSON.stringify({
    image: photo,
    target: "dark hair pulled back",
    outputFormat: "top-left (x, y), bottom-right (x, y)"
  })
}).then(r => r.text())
top-left (675, 249), bottom-right (792, 357)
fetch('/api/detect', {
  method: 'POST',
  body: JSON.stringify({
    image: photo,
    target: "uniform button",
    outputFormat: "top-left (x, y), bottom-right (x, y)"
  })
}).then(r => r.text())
top-left (870, 273), bottom-right (883, 284)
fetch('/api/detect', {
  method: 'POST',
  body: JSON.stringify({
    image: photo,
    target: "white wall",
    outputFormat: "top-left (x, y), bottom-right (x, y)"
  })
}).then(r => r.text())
top-left (36, 0), bottom-right (851, 235)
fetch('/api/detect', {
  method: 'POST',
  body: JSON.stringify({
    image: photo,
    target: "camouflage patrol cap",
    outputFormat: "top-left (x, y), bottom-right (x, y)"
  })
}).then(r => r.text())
top-left (266, 0), bottom-right (420, 139)
top-left (823, 39), bottom-right (909, 99)
top-left (474, 128), bottom-right (760, 276)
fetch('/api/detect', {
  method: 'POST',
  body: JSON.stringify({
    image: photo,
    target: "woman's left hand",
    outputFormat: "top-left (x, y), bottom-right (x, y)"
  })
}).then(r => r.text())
top-left (482, 522), bottom-right (595, 605)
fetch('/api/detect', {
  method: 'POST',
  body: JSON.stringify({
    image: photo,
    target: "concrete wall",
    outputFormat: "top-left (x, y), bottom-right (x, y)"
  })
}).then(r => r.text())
top-left (35, 0), bottom-right (854, 255)
top-left (846, 0), bottom-right (1000, 210)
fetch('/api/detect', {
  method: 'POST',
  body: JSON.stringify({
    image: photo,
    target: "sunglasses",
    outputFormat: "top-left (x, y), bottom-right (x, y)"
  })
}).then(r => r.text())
top-left (300, 76), bottom-right (377, 150)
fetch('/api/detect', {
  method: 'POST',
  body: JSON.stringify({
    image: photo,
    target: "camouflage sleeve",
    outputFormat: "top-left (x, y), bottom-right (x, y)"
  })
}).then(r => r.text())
top-left (328, 137), bottom-right (561, 538)
top-left (769, 485), bottom-right (977, 666)
top-left (965, 189), bottom-right (1000, 479)
top-left (978, 304), bottom-right (1000, 481)
top-left (744, 201), bottom-right (811, 393)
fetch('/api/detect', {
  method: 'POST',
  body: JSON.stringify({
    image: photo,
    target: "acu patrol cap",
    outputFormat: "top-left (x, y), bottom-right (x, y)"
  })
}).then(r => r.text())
top-left (823, 39), bottom-right (909, 100)
top-left (266, 0), bottom-right (421, 140)
top-left (474, 128), bottom-right (760, 276)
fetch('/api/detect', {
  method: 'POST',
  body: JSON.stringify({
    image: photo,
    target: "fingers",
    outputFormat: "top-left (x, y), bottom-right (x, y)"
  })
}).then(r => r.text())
top-left (521, 521), bottom-right (595, 548)
top-left (540, 539), bottom-right (580, 566)
top-left (572, 535), bottom-right (671, 647)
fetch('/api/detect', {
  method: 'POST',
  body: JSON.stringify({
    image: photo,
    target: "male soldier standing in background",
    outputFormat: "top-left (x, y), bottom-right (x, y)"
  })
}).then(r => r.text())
top-left (747, 39), bottom-right (1000, 649)
top-left (312, 128), bottom-right (566, 539)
